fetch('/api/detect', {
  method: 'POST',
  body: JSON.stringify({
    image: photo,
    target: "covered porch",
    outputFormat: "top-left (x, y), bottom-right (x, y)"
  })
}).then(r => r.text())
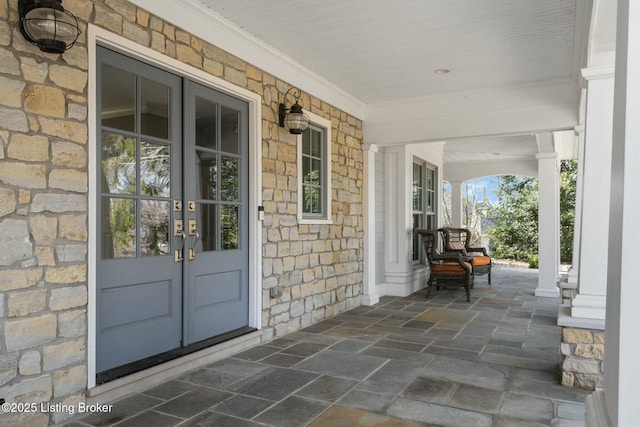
top-left (65, 267), bottom-right (588, 427)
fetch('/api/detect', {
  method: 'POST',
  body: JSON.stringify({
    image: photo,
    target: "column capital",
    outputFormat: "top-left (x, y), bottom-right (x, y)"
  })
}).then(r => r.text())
top-left (536, 152), bottom-right (558, 160)
top-left (581, 65), bottom-right (615, 81)
top-left (363, 143), bottom-right (379, 153)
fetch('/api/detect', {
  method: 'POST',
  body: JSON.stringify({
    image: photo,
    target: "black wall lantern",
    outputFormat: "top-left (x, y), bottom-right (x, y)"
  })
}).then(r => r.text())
top-left (278, 87), bottom-right (310, 135)
top-left (18, 0), bottom-right (80, 54)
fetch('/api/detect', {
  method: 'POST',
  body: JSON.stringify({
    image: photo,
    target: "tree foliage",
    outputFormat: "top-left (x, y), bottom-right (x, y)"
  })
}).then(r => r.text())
top-left (489, 176), bottom-right (539, 262)
top-left (559, 160), bottom-right (577, 263)
top-left (488, 159), bottom-right (577, 265)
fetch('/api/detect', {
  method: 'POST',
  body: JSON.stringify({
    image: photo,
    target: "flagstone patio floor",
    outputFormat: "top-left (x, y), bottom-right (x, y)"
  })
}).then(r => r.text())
top-left (63, 267), bottom-right (588, 427)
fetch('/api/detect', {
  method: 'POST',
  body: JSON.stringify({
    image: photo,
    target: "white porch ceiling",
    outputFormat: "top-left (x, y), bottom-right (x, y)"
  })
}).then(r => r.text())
top-left (178, 0), bottom-right (588, 165)
top-left (193, 0), bottom-right (580, 105)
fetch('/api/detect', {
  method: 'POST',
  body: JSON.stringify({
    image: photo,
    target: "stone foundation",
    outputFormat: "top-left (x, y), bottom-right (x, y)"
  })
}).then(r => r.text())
top-left (561, 327), bottom-right (604, 390)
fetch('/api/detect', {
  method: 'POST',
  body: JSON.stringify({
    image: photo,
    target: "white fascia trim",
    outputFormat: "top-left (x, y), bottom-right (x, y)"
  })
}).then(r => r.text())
top-left (87, 24), bottom-right (263, 388)
top-left (128, 0), bottom-right (365, 119)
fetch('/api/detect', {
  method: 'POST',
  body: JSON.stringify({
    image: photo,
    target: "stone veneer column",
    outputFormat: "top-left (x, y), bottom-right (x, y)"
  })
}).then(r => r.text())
top-left (362, 144), bottom-right (379, 306)
top-left (535, 133), bottom-right (560, 298)
top-left (571, 66), bottom-right (615, 320)
top-left (449, 180), bottom-right (463, 228)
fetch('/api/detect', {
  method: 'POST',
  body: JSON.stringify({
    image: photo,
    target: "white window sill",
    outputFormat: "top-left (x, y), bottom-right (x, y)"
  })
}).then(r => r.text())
top-left (298, 218), bottom-right (333, 225)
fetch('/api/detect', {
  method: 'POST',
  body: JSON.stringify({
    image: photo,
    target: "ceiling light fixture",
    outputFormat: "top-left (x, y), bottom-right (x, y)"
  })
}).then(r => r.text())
top-left (18, 0), bottom-right (81, 54)
top-left (434, 69), bottom-right (450, 75)
top-left (278, 87), bottom-right (310, 135)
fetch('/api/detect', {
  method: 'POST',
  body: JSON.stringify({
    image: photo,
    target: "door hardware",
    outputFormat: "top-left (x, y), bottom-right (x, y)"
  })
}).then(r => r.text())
top-left (188, 219), bottom-right (197, 236)
top-left (174, 231), bottom-right (186, 262)
top-left (189, 231), bottom-right (200, 260)
top-left (174, 219), bottom-right (184, 236)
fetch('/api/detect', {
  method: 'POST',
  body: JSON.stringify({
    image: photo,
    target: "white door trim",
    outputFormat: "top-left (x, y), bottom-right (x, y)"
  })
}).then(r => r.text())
top-left (87, 24), bottom-right (263, 389)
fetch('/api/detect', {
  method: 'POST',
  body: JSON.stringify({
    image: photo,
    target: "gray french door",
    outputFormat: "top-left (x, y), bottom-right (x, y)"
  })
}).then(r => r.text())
top-left (96, 47), bottom-right (249, 374)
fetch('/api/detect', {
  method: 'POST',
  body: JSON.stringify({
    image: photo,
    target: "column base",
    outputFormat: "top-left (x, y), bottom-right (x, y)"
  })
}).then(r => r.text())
top-left (361, 292), bottom-right (380, 306)
top-left (585, 388), bottom-right (612, 427)
top-left (567, 267), bottom-right (578, 285)
top-left (535, 286), bottom-right (560, 298)
top-left (571, 294), bottom-right (606, 320)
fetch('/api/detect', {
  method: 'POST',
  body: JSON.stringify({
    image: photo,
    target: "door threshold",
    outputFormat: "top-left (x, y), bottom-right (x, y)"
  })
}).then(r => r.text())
top-left (97, 327), bottom-right (256, 385)
top-left (87, 329), bottom-right (262, 404)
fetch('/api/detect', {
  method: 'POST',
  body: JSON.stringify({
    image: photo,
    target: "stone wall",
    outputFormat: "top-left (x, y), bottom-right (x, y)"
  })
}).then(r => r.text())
top-left (0, 0), bottom-right (363, 425)
top-left (561, 327), bottom-right (604, 390)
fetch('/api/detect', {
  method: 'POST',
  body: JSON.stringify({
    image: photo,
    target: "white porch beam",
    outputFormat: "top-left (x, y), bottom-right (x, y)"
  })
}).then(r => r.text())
top-left (444, 158), bottom-right (538, 182)
top-left (535, 134), bottom-right (560, 298)
top-left (364, 80), bottom-right (579, 146)
top-left (571, 66), bottom-right (615, 320)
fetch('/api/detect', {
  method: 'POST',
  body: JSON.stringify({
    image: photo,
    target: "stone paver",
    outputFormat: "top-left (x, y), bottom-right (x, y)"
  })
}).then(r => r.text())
top-left (68, 267), bottom-right (585, 427)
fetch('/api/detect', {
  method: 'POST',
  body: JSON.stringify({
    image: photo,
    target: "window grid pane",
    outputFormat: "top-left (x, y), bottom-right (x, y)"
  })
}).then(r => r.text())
top-left (302, 126), bottom-right (325, 217)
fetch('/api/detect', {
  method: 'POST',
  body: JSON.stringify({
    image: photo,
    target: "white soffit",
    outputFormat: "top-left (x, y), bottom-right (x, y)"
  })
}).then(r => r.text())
top-left (130, 0), bottom-right (586, 134)
top-left (195, 0), bottom-right (579, 104)
top-left (127, 0), bottom-right (366, 118)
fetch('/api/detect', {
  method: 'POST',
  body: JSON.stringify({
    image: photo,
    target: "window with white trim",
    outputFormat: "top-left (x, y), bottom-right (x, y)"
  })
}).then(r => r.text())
top-left (412, 160), bottom-right (437, 263)
top-left (298, 112), bottom-right (332, 223)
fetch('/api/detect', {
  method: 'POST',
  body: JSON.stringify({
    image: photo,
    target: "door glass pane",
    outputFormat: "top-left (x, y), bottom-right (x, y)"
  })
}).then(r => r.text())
top-left (221, 106), bottom-right (239, 154)
top-left (221, 205), bottom-right (239, 250)
top-left (140, 200), bottom-right (170, 257)
top-left (195, 97), bottom-right (217, 150)
top-left (101, 132), bottom-right (136, 195)
top-left (102, 197), bottom-right (136, 259)
top-left (101, 65), bottom-right (135, 131)
top-left (197, 150), bottom-right (217, 200)
top-left (198, 204), bottom-right (217, 252)
top-left (141, 78), bottom-right (170, 139)
top-left (220, 157), bottom-right (239, 201)
top-left (141, 142), bottom-right (170, 197)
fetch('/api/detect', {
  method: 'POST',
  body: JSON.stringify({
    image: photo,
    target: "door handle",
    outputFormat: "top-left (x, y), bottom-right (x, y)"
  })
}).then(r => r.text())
top-left (188, 231), bottom-right (200, 261)
top-left (174, 231), bottom-right (186, 262)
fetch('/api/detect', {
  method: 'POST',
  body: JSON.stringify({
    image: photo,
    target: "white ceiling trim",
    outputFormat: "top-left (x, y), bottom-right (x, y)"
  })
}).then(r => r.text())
top-left (444, 158), bottom-right (539, 182)
top-left (128, 0), bottom-right (366, 118)
top-left (365, 101), bottom-right (578, 146)
top-left (366, 78), bottom-right (579, 123)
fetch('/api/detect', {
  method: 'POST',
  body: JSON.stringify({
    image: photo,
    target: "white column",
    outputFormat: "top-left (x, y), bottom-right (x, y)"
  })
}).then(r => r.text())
top-left (535, 133), bottom-right (560, 298)
top-left (383, 147), bottom-right (411, 277)
top-left (449, 180), bottom-right (463, 228)
top-left (567, 113), bottom-right (586, 284)
top-left (601, 1), bottom-right (640, 424)
top-left (362, 144), bottom-right (379, 306)
top-left (571, 67), bottom-right (615, 320)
